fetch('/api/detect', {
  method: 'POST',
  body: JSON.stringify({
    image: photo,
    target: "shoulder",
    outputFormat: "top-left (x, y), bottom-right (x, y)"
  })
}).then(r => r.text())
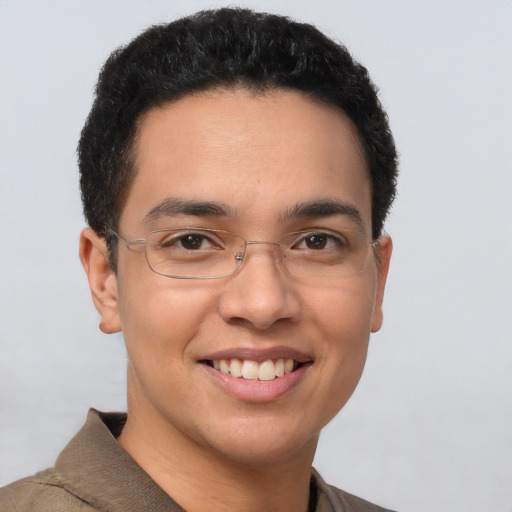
top-left (312, 469), bottom-right (397, 512)
top-left (326, 483), bottom-right (397, 512)
top-left (0, 469), bottom-right (97, 512)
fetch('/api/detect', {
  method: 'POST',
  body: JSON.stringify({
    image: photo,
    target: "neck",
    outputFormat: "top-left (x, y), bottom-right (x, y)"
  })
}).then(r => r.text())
top-left (117, 402), bottom-right (318, 512)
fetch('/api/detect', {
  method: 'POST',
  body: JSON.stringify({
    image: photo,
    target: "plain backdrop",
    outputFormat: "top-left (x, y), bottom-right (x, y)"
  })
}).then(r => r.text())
top-left (0, 1), bottom-right (511, 511)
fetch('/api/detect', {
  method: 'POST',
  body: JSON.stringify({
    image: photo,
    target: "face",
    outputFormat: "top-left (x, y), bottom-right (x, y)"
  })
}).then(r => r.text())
top-left (81, 89), bottom-right (391, 466)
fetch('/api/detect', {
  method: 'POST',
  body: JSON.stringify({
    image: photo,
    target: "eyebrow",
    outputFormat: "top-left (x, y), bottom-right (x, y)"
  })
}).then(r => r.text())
top-left (142, 197), bottom-right (366, 231)
top-left (143, 197), bottom-right (234, 224)
top-left (282, 199), bottom-right (366, 230)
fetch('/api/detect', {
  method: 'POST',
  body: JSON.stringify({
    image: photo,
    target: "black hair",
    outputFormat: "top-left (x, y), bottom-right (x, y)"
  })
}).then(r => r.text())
top-left (79, 7), bottom-right (397, 268)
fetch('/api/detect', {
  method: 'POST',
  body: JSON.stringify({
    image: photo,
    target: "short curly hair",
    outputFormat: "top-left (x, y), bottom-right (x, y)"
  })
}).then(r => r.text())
top-left (79, 7), bottom-right (397, 267)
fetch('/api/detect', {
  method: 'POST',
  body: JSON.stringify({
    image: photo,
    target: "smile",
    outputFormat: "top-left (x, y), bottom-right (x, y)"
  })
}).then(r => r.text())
top-left (204, 358), bottom-right (304, 381)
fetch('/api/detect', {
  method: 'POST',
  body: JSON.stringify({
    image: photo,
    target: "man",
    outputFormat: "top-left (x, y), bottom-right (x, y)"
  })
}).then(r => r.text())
top-left (0, 7), bottom-right (397, 512)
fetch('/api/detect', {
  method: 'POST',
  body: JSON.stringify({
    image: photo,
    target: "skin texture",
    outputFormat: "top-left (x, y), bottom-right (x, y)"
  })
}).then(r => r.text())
top-left (79, 89), bottom-right (392, 512)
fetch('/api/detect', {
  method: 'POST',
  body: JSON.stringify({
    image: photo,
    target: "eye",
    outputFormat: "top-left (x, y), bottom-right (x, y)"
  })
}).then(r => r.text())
top-left (302, 233), bottom-right (329, 250)
top-left (177, 234), bottom-right (209, 250)
top-left (159, 231), bottom-right (220, 251)
top-left (292, 231), bottom-right (347, 251)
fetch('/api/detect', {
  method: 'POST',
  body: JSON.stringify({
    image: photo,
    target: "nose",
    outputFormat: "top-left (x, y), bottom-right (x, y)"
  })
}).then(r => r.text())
top-left (217, 243), bottom-right (301, 330)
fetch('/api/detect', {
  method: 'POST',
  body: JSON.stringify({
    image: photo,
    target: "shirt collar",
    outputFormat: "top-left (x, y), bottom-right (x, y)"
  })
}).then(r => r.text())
top-left (55, 408), bottom-right (338, 512)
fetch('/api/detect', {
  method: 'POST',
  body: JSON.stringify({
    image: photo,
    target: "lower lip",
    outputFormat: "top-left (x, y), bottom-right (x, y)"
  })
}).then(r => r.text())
top-left (201, 363), bottom-right (311, 403)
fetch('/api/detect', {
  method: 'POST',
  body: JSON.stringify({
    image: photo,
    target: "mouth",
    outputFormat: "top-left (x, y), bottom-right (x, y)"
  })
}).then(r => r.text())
top-left (201, 358), bottom-right (310, 381)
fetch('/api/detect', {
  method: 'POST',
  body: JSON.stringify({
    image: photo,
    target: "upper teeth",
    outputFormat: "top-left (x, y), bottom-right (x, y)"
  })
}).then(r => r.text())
top-left (213, 358), bottom-right (295, 381)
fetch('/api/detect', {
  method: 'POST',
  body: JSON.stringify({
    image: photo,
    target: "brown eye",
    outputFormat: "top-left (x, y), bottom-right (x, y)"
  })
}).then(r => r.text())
top-left (304, 233), bottom-right (328, 250)
top-left (290, 231), bottom-right (348, 252)
top-left (160, 232), bottom-right (215, 251)
top-left (179, 234), bottom-right (206, 250)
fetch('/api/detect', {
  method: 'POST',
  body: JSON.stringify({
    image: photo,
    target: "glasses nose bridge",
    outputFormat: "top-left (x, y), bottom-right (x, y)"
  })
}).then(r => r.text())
top-left (244, 239), bottom-right (282, 248)
top-left (236, 239), bottom-right (285, 266)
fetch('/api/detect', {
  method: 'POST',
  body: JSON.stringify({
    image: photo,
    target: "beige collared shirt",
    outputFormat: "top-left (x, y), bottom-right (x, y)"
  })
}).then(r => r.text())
top-left (0, 409), bottom-right (396, 512)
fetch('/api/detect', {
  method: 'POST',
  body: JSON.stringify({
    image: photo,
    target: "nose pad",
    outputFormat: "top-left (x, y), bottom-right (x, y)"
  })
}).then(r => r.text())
top-left (230, 241), bottom-right (287, 279)
top-left (243, 241), bottom-right (284, 267)
top-left (219, 241), bottom-right (301, 329)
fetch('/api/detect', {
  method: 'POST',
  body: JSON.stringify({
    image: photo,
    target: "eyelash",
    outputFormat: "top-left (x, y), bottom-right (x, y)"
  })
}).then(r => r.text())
top-left (157, 229), bottom-right (350, 252)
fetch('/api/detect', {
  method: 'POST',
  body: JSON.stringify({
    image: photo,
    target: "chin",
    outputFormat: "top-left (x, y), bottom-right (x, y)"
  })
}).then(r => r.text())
top-left (197, 415), bottom-right (321, 466)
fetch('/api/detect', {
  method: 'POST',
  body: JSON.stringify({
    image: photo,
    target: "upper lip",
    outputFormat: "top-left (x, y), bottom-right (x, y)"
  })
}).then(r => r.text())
top-left (201, 346), bottom-right (313, 363)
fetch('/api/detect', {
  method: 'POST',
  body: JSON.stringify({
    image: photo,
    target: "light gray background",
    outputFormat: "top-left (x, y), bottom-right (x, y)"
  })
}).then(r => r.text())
top-left (1, 1), bottom-right (511, 511)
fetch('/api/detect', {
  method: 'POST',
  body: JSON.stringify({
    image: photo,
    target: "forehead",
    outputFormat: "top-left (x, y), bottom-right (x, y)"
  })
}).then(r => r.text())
top-left (121, 88), bottom-right (371, 233)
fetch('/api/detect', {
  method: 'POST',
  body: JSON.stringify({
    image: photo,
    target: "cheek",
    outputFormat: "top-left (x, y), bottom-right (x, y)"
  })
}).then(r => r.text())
top-left (117, 275), bottom-right (218, 367)
top-left (306, 273), bottom-right (378, 337)
top-left (314, 288), bottom-right (373, 371)
top-left (304, 279), bottom-right (377, 416)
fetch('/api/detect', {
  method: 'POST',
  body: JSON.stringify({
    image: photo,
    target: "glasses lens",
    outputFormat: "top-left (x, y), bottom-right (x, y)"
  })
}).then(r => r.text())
top-left (144, 228), bottom-right (373, 279)
top-left (280, 230), bottom-right (372, 278)
top-left (145, 229), bottom-right (245, 278)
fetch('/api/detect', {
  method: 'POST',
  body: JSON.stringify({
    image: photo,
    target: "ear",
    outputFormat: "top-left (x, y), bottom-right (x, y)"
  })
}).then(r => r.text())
top-left (79, 228), bottom-right (122, 334)
top-left (371, 235), bottom-right (393, 333)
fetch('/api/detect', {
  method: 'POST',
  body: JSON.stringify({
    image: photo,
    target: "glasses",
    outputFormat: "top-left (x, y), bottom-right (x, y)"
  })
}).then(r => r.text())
top-left (111, 227), bottom-right (378, 279)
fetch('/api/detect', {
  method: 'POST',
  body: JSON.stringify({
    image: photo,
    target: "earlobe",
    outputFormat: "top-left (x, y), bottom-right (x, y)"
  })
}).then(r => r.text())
top-left (370, 235), bottom-right (393, 333)
top-left (79, 228), bottom-right (122, 334)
